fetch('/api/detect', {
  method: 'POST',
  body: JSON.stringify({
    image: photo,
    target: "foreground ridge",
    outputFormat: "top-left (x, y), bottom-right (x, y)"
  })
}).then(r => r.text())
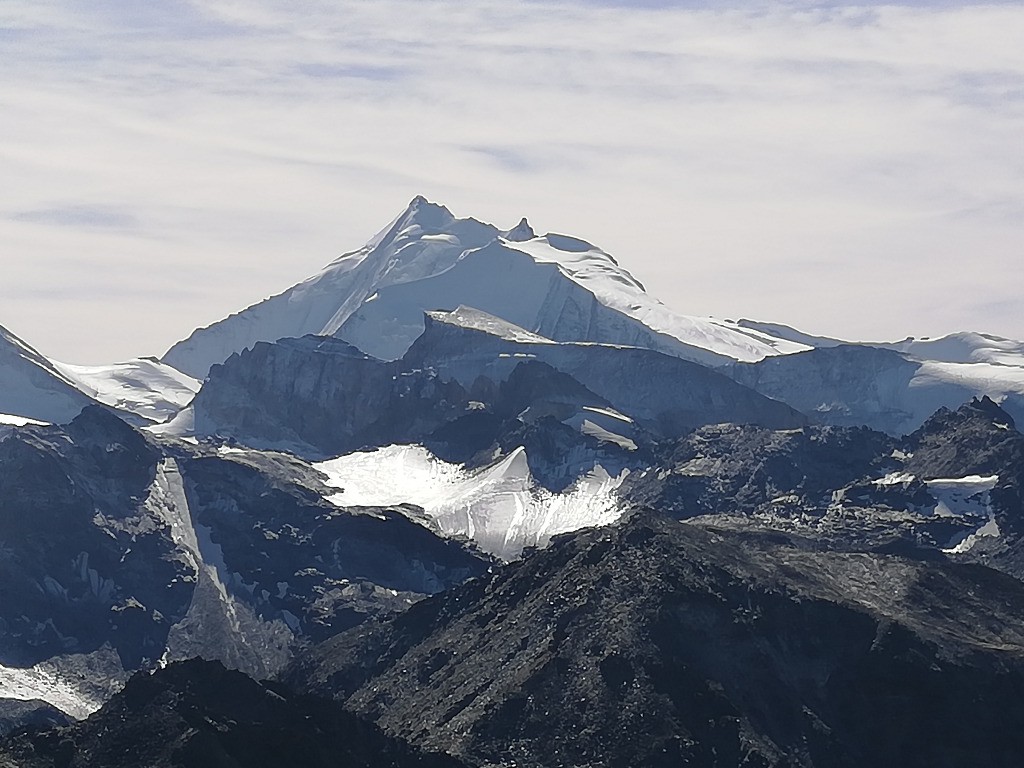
top-left (290, 511), bottom-right (1024, 768)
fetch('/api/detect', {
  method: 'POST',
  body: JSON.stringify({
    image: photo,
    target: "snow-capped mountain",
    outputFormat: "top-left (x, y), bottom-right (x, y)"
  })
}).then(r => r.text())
top-left (739, 320), bottom-right (1024, 368)
top-left (157, 308), bottom-right (804, 558)
top-left (728, 326), bottom-right (1024, 434)
top-left (162, 197), bottom-right (809, 379)
top-left (169, 306), bottom-right (803, 455)
top-left (0, 324), bottom-right (199, 428)
top-left (0, 325), bottom-right (98, 426)
top-left (5, 195), bottom-right (1024, 758)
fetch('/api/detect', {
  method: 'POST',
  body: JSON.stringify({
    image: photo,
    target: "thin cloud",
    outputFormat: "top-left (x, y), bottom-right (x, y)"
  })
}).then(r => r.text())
top-left (11, 204), bottom-right (139, 230)
top-left (0, 0), bottom-right (1022, 362)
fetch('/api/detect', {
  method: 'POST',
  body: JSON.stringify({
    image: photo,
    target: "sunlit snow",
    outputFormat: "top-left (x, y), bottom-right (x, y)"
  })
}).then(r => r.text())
top-left (507, 235), bottom-right (812, 363)
top-left (315, 444), bottom-right (627, 559)
top-left (0, 413), bottom-right (48, 427)
top-left (163, 198), bottom-right (811, 378)
top-left (55, 358), bottom-right (201, 424)
top-left (0, 661), bottom-right (104, 720)
top-left (926, 475), bottom-right (999, 518)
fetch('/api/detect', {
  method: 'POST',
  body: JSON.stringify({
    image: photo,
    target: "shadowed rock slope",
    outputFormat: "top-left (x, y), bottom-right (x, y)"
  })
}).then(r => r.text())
top-left (0, 659), bottom-right (468, 768)
top-left (0, 405), bottom-right (488, 722)
top-left (289, 512), bottom-right (1024, 768)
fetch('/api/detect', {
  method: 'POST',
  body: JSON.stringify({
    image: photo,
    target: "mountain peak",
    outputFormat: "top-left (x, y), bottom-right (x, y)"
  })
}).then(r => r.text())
top-left (502, 217), bottom-right (535, 242)
top-left (387, 195), bottom-right (457, 235)
top-left (164, 199), bottom-right (812, 377)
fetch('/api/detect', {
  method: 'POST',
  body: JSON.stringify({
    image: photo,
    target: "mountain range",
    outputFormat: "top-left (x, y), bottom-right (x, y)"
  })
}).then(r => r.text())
top-left (2, 198), bottom-right (1024, 767)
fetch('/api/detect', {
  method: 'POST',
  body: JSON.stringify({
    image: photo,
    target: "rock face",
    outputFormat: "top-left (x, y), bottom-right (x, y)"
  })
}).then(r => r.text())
top-left (188, 335), bottom-right (473, 457)
top-left (407, 308), bottom-right (808, 436)
top-left (0, 407), bottom-right (488, 722)
top-left (0, 702), bottom-right (69, 738)
top-left (0, 659), bottom-right (468, 768)
top-left (623, 398), bottom-right (1024, 573)
top-left (901, 398), bottom-right (1024, 577)
top-left (0, 406), bottom-right (175, 668)
top-left (905, 396), bottom-right (1023, 482)
top-left (623, 422), bottom-right (898, 521)
top-left (289, 512), bottom-right (1024, 768)
top-left (728, 344), bottom-right (1024, 435)
top-left (180, 310), bottom-right (805, 460)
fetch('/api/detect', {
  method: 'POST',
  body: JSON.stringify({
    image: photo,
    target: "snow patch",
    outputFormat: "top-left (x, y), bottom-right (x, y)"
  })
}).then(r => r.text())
top-left (926, 475), bottom-right (998, 517)
top-left (944, 516), bottom-right (1001, 554)
top-left (0, 413), bottom-right (49, 427)
top-left (0, 661), bottom-right (104, 720)
top-left (873, 472), bottom-right (916, 486)
top-left (579, 420), bottom-right (638, 451)
top-left (581, 406), bottom-right (634, 424)
top-left (315, 444), bottom-right (627, 559)
top-left (430, 306), bottom-right (555, 345)
top-left (56, 358), bottom-right (200, 424)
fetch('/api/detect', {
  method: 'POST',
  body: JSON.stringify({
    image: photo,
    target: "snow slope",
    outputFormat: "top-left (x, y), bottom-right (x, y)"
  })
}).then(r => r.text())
top-left (163, 197), bottom-right (808, 378)
top-left (879, 332), bottom-right (1024, 368)
top-left (0, 325), bottom-right (98, 425)
top-left (316, 445), bottom-right (627, 560)
top-left (0, 323), bottom-right (199, 427)
top-left (509, 236), bottom-right (809, 363)
top-left (163, 197), bottom-right (503, 377)
top-left (55, 358), bottom-right (200, 425)
top-left (728, 322), bottom-right (1024, 434)
top-left (737, 322), bottom-right (1024, 372)
top-left (0, 660), bottom-right (105, 720)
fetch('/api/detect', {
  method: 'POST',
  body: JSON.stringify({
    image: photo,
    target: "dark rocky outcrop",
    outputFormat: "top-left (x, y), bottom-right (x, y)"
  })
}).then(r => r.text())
top-left (0, 659), bottom-right (468, 768)
top-left (623, 423), bottom-right (897, 519)
top-left (905, 396), bottom-right (1022, 481)
top-left (0, 406), bottom-right (184, 668)
top-left (0, 702), bottom-right (69, 738)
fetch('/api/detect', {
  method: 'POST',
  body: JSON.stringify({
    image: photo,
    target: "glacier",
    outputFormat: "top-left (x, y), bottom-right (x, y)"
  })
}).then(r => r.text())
top-left (315, 444), bottom-right (627, 560)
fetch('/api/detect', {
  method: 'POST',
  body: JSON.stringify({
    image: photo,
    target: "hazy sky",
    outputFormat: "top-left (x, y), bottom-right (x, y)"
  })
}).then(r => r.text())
top-left (2, 1), bottom-right (1022, 364)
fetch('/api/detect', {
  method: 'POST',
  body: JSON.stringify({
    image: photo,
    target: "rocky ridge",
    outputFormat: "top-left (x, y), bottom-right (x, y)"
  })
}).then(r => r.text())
top-left (288, 510), bottom-right (1024, 768)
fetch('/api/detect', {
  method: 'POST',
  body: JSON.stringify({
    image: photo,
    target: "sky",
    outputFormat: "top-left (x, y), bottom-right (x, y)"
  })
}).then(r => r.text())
top-left (1, 0), bottom-right (1022, 364)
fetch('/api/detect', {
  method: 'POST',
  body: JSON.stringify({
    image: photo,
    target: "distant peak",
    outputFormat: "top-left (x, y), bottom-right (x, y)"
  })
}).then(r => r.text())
top-left (404, 194), bottom-right (448, 215)
top-left (502, 217), bottom-right (536, 242)
top-left (396, 195), bottom-right (455, 229)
